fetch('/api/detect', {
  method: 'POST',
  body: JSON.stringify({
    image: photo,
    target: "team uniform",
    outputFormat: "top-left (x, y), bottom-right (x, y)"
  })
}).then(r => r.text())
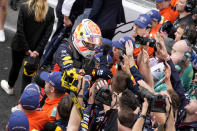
top-left (25, 109), bottom-right (49, 131)
top-left (42, 95), bottom-right (65, 122)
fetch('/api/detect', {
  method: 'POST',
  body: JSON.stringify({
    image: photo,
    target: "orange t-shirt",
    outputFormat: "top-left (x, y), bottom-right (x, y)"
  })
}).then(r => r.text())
top-left (149, 26), bottom-right (160, 39)
top-left (160, 6), bottom-right (179, 24)
top-left (25, 109), bottom-right (49, 131)
top-left (42, 95), bottom-right (64, 122)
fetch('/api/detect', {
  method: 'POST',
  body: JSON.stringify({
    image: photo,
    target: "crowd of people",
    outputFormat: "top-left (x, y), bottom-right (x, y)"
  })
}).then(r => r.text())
top-left (1, 0), bottom-right (197, 130)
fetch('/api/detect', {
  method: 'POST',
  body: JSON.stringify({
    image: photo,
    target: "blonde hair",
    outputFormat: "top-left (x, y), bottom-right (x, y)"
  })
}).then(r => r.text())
top-left (26, 0), bottom-right (48, 22)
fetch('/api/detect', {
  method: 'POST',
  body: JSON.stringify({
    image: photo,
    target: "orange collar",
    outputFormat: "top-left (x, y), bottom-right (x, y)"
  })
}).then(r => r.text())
top-left (45, 95), bottom-right (64, 105)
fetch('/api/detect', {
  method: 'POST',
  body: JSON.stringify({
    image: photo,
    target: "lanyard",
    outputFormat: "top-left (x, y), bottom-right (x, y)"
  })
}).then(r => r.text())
top-left (70, 92), bottom-right (84, 120)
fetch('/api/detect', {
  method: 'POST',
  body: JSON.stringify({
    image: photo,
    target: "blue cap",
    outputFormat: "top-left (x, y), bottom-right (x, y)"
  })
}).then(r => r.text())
top-left (20, 83), bottom-right (40, 110)
top-left (146, 10), bottom-right (161, 22)
top-left (103, 38), bottom-right (113, 46)
top-left (40, 71), bottom-right (65, 90)
top-left (112, 41), bottom-right (123, 49)
top-left (96, 38), bottom-right (113, 53)
top-left (119, 36), bottom-right (135, 47)
top-left (8, 110), bottom-right (29, 131)
top-left (94, 52), bottom-right (113, 65)
top-left (134, 14), bottom-right (152, 28)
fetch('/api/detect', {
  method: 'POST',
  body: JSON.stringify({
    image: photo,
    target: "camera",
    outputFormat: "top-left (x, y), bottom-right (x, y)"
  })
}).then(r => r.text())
top-left (119, 46), bottom-right (126, 61)
top-left (135, 35), bottom-right (156, 48)
top-left (61, 68), bottom-right (80, 92)
top-left (95, 87), bottom-right (112, 106)
top-left (137, 87), bottom-right (166, 113)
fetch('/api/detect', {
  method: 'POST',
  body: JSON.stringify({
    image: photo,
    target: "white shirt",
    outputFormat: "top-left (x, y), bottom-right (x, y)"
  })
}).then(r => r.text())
top-left (151, 62), bottom-right (164, 83)
top-left (61, 0), bottom-right (76, 16)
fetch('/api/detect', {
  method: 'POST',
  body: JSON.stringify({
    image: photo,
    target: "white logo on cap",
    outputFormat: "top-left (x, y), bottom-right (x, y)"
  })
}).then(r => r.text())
top-left (119, 38), bottom-right (125, 43)
top-left (147, 11), bottom-right (153, 16)
top-left (49, 80), bottom-right (55, 86)
top-left (139, 16), bottom-right (147, 23)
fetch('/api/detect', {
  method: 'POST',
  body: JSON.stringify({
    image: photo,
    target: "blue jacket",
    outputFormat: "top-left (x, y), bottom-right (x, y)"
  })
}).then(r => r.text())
top-left (55, 119), bottom-right (69, 131)
top-left (52, 41), bottom-right (95, 75)
top-left (80, 104), bottom-right (105, 131)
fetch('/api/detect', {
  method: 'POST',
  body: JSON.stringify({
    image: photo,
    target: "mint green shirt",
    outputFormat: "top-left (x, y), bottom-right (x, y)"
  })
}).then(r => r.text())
top-left (154, 63), bottom-right (194, 94)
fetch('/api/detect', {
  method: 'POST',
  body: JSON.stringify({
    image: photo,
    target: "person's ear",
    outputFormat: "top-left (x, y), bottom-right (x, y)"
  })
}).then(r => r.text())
top-left (51, 87), bottom-right (55, 93)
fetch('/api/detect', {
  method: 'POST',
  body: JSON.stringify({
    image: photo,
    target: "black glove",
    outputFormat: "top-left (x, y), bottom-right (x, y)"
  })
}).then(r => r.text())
top-left (95, 68), bottom-right (113, 80)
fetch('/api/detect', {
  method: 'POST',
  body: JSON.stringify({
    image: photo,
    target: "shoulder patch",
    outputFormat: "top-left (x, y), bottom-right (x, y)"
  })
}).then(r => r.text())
top-left (50, 107), bottom-right (57, 117)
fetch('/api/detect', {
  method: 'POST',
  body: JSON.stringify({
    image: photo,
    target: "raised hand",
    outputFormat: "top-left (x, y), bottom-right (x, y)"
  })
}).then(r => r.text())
top-left (125, 40), bottom-right (134, 57)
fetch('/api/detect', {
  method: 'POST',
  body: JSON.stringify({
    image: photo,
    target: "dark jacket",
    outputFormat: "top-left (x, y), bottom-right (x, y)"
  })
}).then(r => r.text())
top-left (173, 14), bottom-right (194, 30)
top-left (55, 119), bottom-right (69, 131)
top-left (56, 0), bottom-right (65, 20)
top-left (170, 14), bottom-right (194, 38)
top-left (89, 0), bottom-right (126, 31)
top-left (52, 41), bottom-right (95, 74)
top-left (69, 0), bottom-right (92, 23)
top-left (79, 104), bottom-right (105, 131)
top-left (11, 4), bottom-right (55, 55)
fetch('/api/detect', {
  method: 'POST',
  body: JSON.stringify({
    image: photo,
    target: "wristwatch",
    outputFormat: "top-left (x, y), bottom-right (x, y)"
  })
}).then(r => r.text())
top-left (138, 114), bottom-right (146, 119)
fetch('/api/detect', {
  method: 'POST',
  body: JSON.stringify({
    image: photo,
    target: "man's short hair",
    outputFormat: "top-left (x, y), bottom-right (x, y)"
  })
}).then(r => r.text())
top-left (179, 23), bottom-right (196, 45)
top-left (119, 89), bottom-right (139, 111)
top-left (118, 109), bottom-right (134, 128)
top-left (112, 71), bottom-right (129, 93)
top-left (57, 95), bottom-right (72, 120)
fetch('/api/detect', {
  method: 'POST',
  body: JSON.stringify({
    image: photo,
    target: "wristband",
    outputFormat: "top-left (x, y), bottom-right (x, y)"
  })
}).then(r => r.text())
top-left (138, 114), bottom-right (146, 119)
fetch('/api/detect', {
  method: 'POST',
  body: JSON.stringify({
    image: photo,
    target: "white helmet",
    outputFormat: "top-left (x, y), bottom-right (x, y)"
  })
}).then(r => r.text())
top-left (73, 19), bottom-right (102, 58)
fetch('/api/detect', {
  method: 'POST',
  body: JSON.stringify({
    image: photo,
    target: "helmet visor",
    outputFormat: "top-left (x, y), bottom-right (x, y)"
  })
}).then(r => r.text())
top-left (86, 36), bottom-right (102, 45)
top-left (82, 41), bottom-right (98, 50)
top-left (83, 36), bottom-right (102, 50)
